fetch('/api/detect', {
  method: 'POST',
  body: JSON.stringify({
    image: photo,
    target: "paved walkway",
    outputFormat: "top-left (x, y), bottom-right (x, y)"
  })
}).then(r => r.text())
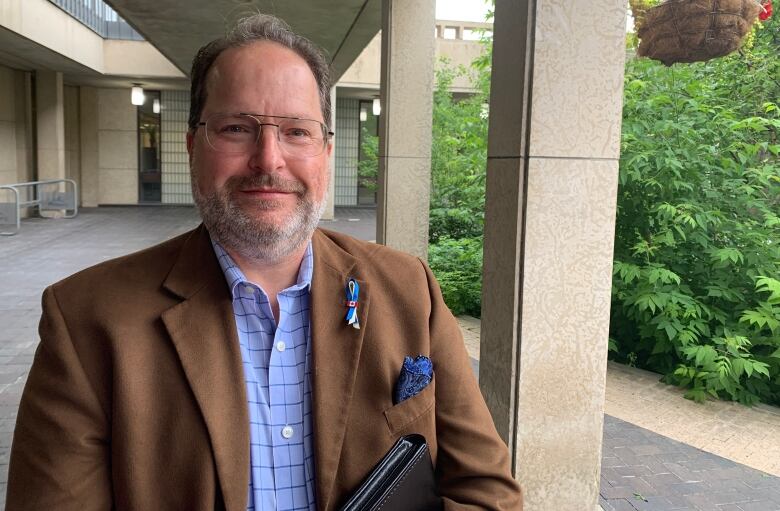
top-left (460, 318), bottom-right (780, 510)
top-left (1, 207), bottom-right (779, 510)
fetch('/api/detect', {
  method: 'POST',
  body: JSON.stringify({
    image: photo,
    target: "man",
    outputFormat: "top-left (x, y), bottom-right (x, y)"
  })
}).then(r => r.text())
top-left (7, 13), bottom-right (522, 511)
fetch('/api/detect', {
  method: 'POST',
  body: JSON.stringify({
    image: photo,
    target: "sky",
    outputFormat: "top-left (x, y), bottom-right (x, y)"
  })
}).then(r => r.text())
top-left (435, 0), bottom-right (492, 22)
top-left (435, 1), bottom-right (634, 32)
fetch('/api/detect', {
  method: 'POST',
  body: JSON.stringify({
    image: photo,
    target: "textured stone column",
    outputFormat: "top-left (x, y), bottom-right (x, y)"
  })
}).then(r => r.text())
top-left (79, 86), bottom-right (99, 207)
top-left (35, 70), bottom-right (66, 182)
top-left (376, 0), bottom-right (435, 258)
top-left (322, 85), bottom-right (337, 221)
top-left (479, 1), bottom-right (628, 509)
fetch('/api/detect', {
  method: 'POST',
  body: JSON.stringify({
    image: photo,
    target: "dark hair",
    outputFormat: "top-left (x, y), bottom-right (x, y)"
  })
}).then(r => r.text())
top-left (188, 13), bottom-right (332, 131)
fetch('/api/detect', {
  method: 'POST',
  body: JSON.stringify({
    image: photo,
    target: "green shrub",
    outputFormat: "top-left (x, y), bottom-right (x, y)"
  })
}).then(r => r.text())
top-left (428, 237), bottom-right (484, 317)
top-left (611, 15), bottom-right (780, 405)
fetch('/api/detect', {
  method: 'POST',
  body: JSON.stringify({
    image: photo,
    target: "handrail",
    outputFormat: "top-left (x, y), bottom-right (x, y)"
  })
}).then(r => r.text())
top-left (0, 179), bottom-right (79, 236)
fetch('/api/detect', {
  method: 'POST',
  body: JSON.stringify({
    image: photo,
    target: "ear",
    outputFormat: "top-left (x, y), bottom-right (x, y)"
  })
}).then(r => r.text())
top-left (186, 130), bottom-right (195, 165)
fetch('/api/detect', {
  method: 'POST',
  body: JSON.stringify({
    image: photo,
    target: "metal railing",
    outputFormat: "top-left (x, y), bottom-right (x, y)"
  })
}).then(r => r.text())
top-left (0, 180), bottom-right (79, 236)
top-left (48, 0), bottom-right (144, 41)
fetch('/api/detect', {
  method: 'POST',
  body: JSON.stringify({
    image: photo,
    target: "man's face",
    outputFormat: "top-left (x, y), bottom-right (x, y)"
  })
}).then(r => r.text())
top-left (187, 41), bottom-right (331, 262)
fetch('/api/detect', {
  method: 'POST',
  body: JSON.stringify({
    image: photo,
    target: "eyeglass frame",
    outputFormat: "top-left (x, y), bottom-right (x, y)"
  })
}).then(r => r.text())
top-left (195, 112), bottom-right (335, 156)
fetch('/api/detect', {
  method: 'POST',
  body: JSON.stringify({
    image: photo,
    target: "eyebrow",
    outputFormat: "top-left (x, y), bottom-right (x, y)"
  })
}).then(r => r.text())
top-left (236, 112), bottom-right (323, 123)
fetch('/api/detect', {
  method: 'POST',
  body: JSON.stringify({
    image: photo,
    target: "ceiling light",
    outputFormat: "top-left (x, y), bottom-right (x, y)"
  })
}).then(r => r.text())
top-left (131, 84), bottom-right (145, 106)
top-left (360, 108), bottom-right (367, 122)
top-left (153, 98), bottom-right (160, 114)
top-left (372, 98), bottom-right (381, 116)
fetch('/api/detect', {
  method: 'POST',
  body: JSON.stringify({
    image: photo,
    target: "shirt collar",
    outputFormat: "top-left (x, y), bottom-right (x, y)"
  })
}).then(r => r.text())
top-left (210, 239), bottom-right (314, 298)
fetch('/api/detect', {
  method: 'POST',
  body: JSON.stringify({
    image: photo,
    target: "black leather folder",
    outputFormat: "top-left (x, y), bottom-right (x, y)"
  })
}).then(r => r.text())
top-left (338, 434), bottom-right (443, 511)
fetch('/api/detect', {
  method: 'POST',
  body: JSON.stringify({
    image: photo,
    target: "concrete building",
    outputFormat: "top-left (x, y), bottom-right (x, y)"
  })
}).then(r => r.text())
top-left (0, 1), bottom-right (488, 214)
top-left (0, 1), bottom-right (629, 509)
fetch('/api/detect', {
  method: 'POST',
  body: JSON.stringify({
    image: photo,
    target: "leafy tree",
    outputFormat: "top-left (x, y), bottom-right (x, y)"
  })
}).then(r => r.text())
top-left (611, 13), bottom-right (780, 405)
top-left (359, 48), bottom-right (493, 316)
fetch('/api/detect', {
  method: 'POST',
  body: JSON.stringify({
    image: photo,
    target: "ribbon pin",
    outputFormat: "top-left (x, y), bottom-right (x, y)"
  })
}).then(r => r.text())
top-left (345, 278), bottom-right (360, 330)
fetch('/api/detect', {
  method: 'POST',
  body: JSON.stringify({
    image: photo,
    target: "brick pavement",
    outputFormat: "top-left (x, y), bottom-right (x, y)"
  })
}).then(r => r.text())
top-left (600, 416), bottom-right (780, 511)
top-left (2, 206), bottom-right (779, 510)
top-left (459, 318), bottom-right (780, 510)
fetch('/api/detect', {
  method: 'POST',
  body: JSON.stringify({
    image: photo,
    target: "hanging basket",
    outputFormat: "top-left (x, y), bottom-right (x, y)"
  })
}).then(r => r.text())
top-left (636, 0), bottom-right (762, 66)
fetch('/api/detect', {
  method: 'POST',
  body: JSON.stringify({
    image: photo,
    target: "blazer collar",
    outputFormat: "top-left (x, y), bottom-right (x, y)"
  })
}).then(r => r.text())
top-left (161, 225), bottom-right (250, 511)
top-left (310, 230), bottom-right (371, 510)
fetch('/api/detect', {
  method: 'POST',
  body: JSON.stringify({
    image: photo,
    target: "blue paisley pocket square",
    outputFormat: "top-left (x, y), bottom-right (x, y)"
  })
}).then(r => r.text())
top-left (393, 355), bottom-right (433, 405)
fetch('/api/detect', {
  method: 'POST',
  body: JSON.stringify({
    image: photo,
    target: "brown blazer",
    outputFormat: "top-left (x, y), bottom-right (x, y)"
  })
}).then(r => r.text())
top-left (7, 226), bottom-right (521, 510)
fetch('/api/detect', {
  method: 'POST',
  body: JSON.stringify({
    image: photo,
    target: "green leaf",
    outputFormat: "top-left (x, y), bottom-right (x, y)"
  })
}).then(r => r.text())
top-left (753, 362), bottom-right (770, 378)
top-left (731, 358), bottom-right (745, 379)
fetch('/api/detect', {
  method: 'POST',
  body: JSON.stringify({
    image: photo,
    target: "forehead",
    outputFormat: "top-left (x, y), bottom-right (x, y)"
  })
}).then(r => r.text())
top-left (204, 41), bottom-right (320, 114)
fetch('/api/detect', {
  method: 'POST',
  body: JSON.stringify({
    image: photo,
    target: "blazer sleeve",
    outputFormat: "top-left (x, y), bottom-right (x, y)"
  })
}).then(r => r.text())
top-left (419, 259), bottom-right (523, 510)
top-left (6, 286), bottom-right (112, 510)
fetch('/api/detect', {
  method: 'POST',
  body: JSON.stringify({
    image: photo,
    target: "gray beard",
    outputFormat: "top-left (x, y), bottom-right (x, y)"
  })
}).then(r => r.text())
top-left (191, 173), bottom-right (326, 264)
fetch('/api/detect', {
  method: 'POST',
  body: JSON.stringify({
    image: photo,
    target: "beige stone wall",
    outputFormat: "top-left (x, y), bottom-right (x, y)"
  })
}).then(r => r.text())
top-left (0, 0), bottom-right (104, 71)
top-left (15, 71), bottom-right (33, 184)
top-left (0, 65), bottom-right (20, 186)
top-left (96, 88), bottom-right (138, 204)
top-left (79, 87), bottom-right (99, 207)
top-left (0, 0), bottom-right (182, 79)
top-left (64, 86), bottom-right (80, 186)
top-left (103, 40), bottom-right (185, 79)
top-left (0, 65), bottom-right (32, 188)
top-left (337, 24), bottom-right (486, 93)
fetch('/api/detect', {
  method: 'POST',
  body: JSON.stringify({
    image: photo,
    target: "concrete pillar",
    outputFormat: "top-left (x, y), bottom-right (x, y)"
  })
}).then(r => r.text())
top-left (322, 85), bottom-right (337, 220)
top-left (79, 86), bottom-right (99, 207)
top-left (376, 0), bottom-right (435, 259)
top-left (479, 1), bottom-right (627, 510)
top-left (0, 66), bottom-right (18, 186)
top-left (35, 70), bottom-right (66, 182)
top-left (15, 72), bottom-right (34, 184)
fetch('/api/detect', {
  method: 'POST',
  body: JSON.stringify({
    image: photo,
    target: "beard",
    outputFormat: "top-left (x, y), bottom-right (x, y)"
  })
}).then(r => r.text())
top-left (192, 172), bottom-right (326, 264)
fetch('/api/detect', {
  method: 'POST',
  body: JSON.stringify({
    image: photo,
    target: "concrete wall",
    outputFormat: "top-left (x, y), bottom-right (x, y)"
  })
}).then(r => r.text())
top-left (79, 87), bottom-right (99, 207)
top-left (338, 23), bottom-right (488, 93)
top-left (0, 64), bottom-right (31, 186)
top-left (96, 88), bottom-right (137, 204)
top-left (0, 0), bottom-right (104, 71)
top-left (103, 40), bottom-right (184, 78)
top-left (64, 85), bottom-right (80, 185)
top-left (0, 65), bottom-right (20, 186)
top-left (0, 0), bottom-right (184, 79)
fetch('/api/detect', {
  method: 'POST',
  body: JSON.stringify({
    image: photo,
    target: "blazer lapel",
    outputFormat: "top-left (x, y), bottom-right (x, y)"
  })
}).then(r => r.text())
top-left (310, 230), bottom-right (371, 510)
top-left (160, 226), bottom-right (249, 511)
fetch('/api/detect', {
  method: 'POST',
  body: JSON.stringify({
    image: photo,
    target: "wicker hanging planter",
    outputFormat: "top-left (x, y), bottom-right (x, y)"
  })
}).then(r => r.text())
top-left (636, 0), bottom-right (762, 66)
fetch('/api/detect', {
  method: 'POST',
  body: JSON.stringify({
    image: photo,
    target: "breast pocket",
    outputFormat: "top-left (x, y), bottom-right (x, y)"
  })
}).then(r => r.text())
top-left (382, 377), bottom-right (435, 435)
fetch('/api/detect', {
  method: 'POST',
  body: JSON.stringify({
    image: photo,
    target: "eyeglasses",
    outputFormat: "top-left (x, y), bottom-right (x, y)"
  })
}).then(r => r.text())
top-left (197, 113), bottom-right (334, 157)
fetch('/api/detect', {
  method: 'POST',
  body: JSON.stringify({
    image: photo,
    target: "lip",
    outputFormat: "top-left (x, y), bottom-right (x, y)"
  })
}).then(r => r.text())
top-left (239, 189), bottom-right (294, 198)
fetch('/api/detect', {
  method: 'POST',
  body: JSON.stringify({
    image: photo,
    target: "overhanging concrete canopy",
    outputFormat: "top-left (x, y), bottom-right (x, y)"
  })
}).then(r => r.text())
top-left (104, 0), bottom-right (381, 82)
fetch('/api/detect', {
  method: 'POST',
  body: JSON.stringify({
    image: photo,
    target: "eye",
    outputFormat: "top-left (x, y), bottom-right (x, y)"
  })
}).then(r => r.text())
top-left (219, 123), bottom-right (253, 134)
top-left (285, 127), bottom-right (312, 138)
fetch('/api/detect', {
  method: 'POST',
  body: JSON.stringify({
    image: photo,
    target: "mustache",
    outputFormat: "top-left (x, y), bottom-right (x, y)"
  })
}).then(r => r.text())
top-left (225, 174), bottom-right (306, 195)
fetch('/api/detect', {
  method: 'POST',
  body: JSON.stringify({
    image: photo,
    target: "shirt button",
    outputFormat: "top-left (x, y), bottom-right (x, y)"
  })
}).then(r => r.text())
top-left (276, 341), bottom-right (286, 352)
top-left (281, 426), bottom-right (294, 439)
top-left (243, 285), bottom-right (254, 294)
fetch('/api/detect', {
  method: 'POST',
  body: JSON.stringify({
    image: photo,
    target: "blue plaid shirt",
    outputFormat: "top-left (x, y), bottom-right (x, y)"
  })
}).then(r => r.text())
top-left (212, 241), bottom-right (316, 511)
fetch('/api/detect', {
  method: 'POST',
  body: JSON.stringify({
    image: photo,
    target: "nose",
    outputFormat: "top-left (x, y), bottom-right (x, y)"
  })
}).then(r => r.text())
top-left (248, 123), bottom-right (285, 172)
